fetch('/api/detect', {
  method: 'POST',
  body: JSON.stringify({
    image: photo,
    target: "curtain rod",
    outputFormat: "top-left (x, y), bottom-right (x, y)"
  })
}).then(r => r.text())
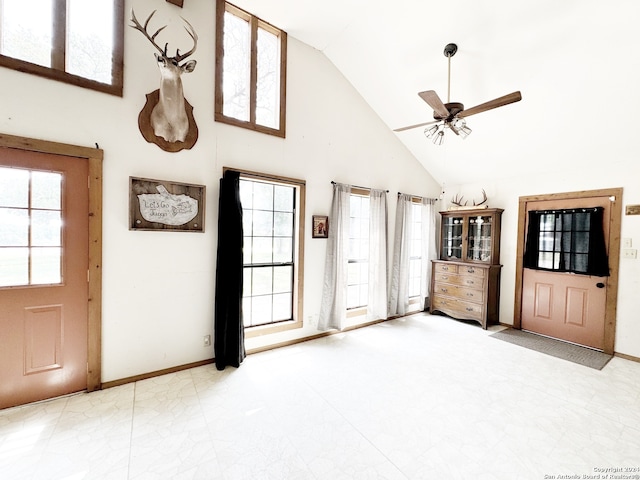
top-left (398, 191), bottom-right (439, 201)
top-left (331, 181), bottom-right (388, 193)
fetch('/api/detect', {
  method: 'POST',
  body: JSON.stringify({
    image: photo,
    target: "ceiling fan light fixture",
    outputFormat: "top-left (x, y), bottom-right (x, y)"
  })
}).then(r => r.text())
top-left (433, 129), bottom-right (445, 145)
top-left (452, 117), bottom-right (472, 139)
top-left (424, 124), bottom-right (440, 139)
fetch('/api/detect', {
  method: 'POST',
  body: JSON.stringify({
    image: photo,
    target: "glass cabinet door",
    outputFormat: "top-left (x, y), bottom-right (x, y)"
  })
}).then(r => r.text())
top-left (467, 215), bottom-right (493, 262)
top-left (441, 215), bottom-right (463, 260)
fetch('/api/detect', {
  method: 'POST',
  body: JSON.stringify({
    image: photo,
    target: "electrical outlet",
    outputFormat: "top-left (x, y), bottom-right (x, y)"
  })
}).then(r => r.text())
top-left (203, 334), bottom-right (211, 347)
top-left (623, 238), bottom-right (632, 248)
top-left (622, 248), bottom-right (637, 259)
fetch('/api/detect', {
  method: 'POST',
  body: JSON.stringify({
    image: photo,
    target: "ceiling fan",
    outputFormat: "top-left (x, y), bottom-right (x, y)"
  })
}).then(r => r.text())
top-left (394, 43), bottom-right (522, 144)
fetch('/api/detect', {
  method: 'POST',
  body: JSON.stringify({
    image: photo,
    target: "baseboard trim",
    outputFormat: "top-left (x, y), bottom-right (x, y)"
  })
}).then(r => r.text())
top-left (614, 351), bottom-right (640, 363)
top-left (246, 317), bottom-right (390, 355)
top-left (101, 358), bottom-right (214, 389)
top-left (100, 317), bottom-right (395, 390)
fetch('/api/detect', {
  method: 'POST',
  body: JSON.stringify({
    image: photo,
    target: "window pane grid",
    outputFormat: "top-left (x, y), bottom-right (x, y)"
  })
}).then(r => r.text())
top-left (347, 195), bottom-right (370, 309)
top-left (527, 209), bottom-right (605, 274)
top-left (216, 1), bottom-right (286, 137)
top-left (0, 167), bottom-right (62, 287)
top-left (240, 178), bottom-right (296, 327)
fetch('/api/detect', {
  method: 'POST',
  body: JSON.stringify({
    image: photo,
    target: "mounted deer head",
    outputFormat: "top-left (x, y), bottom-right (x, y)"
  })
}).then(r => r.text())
top-left (131, 9), bottom-right (198, 150)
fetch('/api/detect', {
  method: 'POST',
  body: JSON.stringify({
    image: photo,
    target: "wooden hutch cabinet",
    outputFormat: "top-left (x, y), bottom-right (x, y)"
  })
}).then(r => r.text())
top-left (430, 208), bottom-right (503, 329)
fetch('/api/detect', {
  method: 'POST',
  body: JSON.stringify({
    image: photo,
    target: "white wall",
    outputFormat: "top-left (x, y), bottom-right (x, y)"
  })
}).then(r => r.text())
top-left (0, 0), bottom-right (440, 382)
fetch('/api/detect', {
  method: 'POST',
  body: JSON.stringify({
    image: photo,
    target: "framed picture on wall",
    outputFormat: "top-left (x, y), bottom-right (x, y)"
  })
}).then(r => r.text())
top-left (312, 215), bottom-right (329, 238)
top-left (129, 176), bottom-right (205, 232)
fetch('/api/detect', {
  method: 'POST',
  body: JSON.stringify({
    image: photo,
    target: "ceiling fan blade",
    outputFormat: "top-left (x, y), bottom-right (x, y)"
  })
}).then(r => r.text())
top-left (457, 91), bottom-right (522, 118)
top-left (393, 119), bottom-right (439, 132)
top-left (418, 90), bottom-right (450, 119)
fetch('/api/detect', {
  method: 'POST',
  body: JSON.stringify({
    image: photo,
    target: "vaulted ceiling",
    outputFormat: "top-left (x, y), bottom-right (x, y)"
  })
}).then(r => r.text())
top-left (231, 0), bottom-right (639, 187)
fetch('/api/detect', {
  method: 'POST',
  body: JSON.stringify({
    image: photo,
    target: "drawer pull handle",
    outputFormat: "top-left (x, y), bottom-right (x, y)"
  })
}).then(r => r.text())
top-left (442, 266), bottom-right (449, 271)
top-left (440, 288), bottom-right (448, 293)
top-left (466, 280), bottom-right (475, 285)
top-left (466, 307), bottom-right (474, 312)
top-left (467, 268), bottom-right (475, 273)
top-left (441, 276), bottom-right (449, 280)
top-left (466, 293), bottom-right (474, 297)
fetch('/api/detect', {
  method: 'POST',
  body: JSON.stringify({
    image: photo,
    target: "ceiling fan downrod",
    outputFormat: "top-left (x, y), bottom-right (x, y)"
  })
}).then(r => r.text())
top-left (443, 43), bottom-right (457, 103)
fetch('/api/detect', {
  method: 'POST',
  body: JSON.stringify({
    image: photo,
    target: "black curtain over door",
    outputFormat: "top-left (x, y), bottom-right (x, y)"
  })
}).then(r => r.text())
top-left (214, 170), bottom-right (245, 370)
top-left (523, 207), bottom-right (609, 276)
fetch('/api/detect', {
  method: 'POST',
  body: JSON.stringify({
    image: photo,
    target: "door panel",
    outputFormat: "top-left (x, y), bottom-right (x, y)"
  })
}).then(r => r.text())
top-left (522, 269), bottom-right (606, 349)
top-left (0, 147), bottom-right (88, 409)
top-left (521, 196), bottom-right (611, 350)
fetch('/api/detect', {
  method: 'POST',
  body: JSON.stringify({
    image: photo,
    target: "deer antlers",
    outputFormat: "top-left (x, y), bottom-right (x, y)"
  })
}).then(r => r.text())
top-left (451, 189), bottom-right (488, 207)
top-left (130, 9), bottom-right (198, 62)
top-left (451, 193), bottom-right (466, 206)
top-left (474, 189), bottom-right (488, 206)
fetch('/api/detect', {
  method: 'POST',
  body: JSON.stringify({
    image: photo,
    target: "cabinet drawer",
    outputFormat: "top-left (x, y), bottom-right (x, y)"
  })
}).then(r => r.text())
top-left (432, 295), bottom-right (483, 321)
top-left (458, 265), bottom-right (485, 278)
top-left (433, 283), bottom-right (485, 304)
top-left (434, 273), bottom-right (485, 289)
top-left (434, 263), bottom-right (458, 274)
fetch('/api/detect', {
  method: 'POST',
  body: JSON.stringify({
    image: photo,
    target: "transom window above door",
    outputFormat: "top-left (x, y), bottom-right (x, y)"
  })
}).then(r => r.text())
top-left (0, 0), bottom-right (124, 96)
top-left (0, 166), bottom-right (63, 287)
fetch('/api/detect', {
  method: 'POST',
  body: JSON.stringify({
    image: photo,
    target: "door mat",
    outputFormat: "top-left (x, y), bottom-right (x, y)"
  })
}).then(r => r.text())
top-left (490, 328), bottom-right (613, 370)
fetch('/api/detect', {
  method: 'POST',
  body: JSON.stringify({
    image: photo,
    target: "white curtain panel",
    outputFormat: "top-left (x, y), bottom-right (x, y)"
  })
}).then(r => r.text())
top-left (367, 189), bottom-right (388, 321)
top-left (388, 193), bottom-right (413, 316)
top-left (422, 198), bottom-right (438, 308)
top-left (318, 183), bottom-right (351, 330)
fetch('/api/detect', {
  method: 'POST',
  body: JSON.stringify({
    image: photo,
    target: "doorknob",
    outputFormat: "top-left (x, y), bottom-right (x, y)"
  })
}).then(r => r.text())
top-left (596, 282), bottom-right (605, 288)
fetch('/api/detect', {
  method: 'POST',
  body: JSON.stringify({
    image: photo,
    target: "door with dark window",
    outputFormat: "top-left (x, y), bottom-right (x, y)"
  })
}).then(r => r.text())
top-left (0, 147), bottom-right (89, 409)
top-left (521, 196), bottom-right (612, 350)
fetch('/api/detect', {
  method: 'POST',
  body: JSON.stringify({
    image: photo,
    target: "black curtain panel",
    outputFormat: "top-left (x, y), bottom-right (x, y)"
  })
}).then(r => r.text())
top-left (523, 207), bottom-right (609, 276)
top-left (214, 170), bottom-right (245, 370)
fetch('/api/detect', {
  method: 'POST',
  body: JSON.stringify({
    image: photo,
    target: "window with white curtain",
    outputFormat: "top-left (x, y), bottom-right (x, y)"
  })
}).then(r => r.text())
top-left (389, 195), bottom-right (437, 317)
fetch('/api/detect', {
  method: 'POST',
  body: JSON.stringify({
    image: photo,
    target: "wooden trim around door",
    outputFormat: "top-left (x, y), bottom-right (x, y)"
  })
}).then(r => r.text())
top-left (0, 133), bottom-right (103, 391)
top-left (513, 188), bottom-right (622, 355)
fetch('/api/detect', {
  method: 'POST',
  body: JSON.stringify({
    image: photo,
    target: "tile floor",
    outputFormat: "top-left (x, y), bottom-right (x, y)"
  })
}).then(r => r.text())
top-left (2, 313), bottom-right (640, 479)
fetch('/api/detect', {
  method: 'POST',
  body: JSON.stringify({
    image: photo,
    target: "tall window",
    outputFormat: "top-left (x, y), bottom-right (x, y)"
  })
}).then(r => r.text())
top-left (215, 0), bottom-right (287, 137)
top-left (239, 172), bottom-right (304, 334)
top-left (0, 0), bottom-right (124, 96)
top-left (347, 192), bottom-right (370, 310)
top-left (408, 201), bottom-right (423, 298)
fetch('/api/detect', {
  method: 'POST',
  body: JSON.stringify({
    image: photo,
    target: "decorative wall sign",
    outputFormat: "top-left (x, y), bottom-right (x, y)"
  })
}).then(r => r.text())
top-left (312, 215), bottom-right (329, 238)
top-left (130, 177), bottom-right (205, 232)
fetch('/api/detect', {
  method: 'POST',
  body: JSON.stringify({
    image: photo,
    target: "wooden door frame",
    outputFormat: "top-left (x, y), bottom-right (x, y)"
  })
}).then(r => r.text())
top-left (0, 133), bottom-right (103, 391)
top-left (513, 188), bottom-right (622, 355)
